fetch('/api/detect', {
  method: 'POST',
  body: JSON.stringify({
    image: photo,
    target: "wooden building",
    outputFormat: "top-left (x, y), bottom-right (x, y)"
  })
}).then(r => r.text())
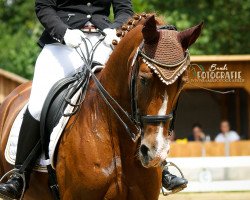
top-left (175, 55), bottom-right (250, 140)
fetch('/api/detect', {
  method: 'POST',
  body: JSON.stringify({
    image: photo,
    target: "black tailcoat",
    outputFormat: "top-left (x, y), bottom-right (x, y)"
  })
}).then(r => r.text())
top-left (35, 0), bottom-right (133, 47)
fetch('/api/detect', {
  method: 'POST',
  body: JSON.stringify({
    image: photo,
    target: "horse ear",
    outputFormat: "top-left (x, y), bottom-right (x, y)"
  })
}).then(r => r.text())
top-left (142, 15), bottom-right (160, 45)
top-left (178, 22), bottom-right (204, 50)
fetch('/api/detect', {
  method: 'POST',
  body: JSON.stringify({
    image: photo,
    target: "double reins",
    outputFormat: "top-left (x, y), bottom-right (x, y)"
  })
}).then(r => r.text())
top-left (75, 33), bottom-right (141, 141)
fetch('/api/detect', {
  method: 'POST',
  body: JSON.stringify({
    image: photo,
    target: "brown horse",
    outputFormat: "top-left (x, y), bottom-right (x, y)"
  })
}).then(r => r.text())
top-left (0, 14), bottom-right (202, 199)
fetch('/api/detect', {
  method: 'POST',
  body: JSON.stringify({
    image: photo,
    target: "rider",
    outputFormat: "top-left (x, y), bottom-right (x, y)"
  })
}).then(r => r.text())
top-left (0, 0), bottom-right (187, 199)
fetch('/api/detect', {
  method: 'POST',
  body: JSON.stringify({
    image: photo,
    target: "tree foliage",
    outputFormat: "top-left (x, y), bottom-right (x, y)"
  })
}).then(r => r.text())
top-left (0, 0), bottom-right (41, 79)
top-left (133, 0), bottom-right (250, 55)
top-left (0, 0), bottom-right (249, 79)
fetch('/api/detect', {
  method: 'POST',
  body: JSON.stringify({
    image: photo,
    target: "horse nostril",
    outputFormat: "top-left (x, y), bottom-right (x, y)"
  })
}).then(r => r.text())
top-left (140, 144), bottom-right (149, 157)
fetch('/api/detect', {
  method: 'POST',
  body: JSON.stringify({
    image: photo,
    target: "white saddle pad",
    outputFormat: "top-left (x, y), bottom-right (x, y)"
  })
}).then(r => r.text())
top-left (5, 88), bottom-right (82, 172)
top-left (5, 104), bottom-right (48, 172)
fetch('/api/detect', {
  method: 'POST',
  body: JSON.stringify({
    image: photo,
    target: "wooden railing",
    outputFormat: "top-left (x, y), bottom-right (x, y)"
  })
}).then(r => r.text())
top-left (169, 140), bottom-right (250, 157)
top-left (0, 69), bottom-right (28, 103)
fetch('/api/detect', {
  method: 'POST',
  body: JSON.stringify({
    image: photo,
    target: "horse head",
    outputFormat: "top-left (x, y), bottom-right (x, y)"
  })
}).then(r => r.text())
top-left (128, 15), bottom-right (203, 168)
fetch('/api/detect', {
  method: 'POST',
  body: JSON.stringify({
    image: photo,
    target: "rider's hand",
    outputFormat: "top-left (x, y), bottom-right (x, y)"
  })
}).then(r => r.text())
top-left (63, 29), bottom-right (85, 48)
top-left (103, 28), bottom-right (120, 47)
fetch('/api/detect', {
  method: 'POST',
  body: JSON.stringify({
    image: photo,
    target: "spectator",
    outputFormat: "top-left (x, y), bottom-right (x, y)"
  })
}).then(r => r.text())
top-left (215, 120), bottom-right (240, 142)
top-left (188, 123), bottom-right (205, 141)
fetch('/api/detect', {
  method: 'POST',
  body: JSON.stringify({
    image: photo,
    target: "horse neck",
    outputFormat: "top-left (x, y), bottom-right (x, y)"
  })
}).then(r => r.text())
top-left (99, 27), bottom-right (142, 111)
top-left (96, 27), bottom-right (143, 152)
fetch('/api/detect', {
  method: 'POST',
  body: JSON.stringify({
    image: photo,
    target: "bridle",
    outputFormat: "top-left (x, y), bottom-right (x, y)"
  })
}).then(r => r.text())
top-left (129, 42), bottom-right (189, 141)
top-left (75, 26), bottom-right (190, 142)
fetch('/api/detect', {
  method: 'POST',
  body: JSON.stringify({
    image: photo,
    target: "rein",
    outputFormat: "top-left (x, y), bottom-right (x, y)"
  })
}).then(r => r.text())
top-left (75, 29), bottom-right (189, 142)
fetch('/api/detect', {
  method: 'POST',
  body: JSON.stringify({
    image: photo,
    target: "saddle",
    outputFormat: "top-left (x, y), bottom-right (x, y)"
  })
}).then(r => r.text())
top-left (41, 62), bottom-right (103, 163)
top-left (40, 72), bottom-right (84, 160)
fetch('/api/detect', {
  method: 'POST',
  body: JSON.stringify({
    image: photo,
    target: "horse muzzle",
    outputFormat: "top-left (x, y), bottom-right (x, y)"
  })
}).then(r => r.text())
top-left (139, 142), bottom-right (170, 168)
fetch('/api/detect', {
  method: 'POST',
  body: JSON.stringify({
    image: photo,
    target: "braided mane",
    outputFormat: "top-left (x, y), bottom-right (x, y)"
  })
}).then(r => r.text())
top-left (112, 13), bottom-right (165, 45)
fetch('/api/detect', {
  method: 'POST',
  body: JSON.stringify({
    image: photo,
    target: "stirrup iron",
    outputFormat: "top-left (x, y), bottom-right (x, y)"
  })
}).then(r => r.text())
top-left (161, 161), bottom-right (187, 196)
top-left (0, 169), bottom-right (26, 200)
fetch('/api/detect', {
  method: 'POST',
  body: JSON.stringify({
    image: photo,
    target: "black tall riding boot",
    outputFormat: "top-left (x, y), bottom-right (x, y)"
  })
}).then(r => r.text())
top-left (0, 109), bottom-right (41, 200)
top-left (162, 168), bottom-right (188, 191)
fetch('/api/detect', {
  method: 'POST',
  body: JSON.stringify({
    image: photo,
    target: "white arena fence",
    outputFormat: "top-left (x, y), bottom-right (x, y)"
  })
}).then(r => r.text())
top-left (164, 156), bottom-right (250, 192)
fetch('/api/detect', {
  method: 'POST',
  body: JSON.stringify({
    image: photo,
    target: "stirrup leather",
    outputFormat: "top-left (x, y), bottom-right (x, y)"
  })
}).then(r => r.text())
top-left (0, 169), bottom-right (26, 200)
top-left (161, 161), bottom-right (187, 196)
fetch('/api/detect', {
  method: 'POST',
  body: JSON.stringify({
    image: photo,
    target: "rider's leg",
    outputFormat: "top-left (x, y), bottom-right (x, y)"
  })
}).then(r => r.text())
top-left (0, 44), bottom-right (84, 199)
top-left (0, 109), bottom-right (41, 199)
top-left (28, 44), bottom-right (85, 121)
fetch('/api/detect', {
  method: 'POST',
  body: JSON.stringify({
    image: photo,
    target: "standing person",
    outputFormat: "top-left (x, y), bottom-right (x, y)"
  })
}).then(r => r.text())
top-left (0, 1), bottom-right (187, 198)
top-left (215, 120), bottom-right (240, 142)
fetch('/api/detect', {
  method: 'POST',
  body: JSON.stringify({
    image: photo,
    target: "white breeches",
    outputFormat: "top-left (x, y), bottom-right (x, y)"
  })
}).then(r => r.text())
top-left (28, 33), bottom-right (112, 121)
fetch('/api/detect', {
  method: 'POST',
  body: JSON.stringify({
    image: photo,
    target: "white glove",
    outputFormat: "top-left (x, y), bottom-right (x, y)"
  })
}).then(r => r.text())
top-left (64, 29), bottom-right (85, 48)
top-left (103, 28), bottom-right (120, 47)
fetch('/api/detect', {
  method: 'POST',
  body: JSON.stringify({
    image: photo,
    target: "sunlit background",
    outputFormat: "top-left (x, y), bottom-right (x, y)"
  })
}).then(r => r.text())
top-left (0, 0), bottom-right (250, 199)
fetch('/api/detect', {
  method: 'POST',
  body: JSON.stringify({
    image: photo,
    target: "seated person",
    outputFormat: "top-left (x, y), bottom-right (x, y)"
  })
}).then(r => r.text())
top-left (188, 123), bottom-right (205, 141)
top-left (215, 120), bottom-right (240, 142)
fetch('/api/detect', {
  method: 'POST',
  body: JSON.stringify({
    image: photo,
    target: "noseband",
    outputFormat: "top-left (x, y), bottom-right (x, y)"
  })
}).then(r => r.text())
top-left (75, 26), bottom-right (189, 142)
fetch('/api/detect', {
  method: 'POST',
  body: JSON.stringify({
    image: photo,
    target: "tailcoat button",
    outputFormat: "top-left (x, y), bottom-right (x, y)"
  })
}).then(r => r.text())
top-left (87, 2), bottom-right (91, 7)
top-left (87, 14), bottom-right (91, 19)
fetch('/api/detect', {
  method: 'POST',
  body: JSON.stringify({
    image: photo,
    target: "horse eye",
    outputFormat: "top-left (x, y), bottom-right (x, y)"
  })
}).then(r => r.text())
top-left (140, 76), bottom-right (148, 85)
top-left (139, 72), bottom-right (153, 86)
top-left (140, 75), bottom-right (152, 86)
